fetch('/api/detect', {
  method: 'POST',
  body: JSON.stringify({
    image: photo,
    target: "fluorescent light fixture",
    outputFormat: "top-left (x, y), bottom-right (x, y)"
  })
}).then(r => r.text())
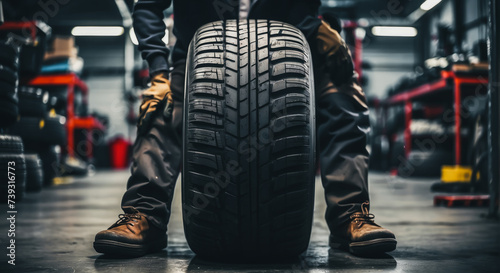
top-left (71, 26), bottom-right (124, 37)
top-left (420, 0), bottom-right (442, 11)
top-left (372, 26), bottom-right (418, 37)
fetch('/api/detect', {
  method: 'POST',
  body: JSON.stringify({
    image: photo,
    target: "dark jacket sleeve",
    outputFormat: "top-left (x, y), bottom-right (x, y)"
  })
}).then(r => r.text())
top-left (133, 0), bottom-right (172, 76)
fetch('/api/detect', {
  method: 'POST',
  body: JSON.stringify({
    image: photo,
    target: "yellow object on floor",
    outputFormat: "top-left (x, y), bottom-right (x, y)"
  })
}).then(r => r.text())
top-left (441, 165), bottom-right (476, 183)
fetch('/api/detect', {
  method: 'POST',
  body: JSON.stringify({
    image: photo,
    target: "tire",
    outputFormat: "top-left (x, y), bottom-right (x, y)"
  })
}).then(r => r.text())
top-left (399, 149), bottom-right (453, 177)
top-left (0, 99), bottom-right (19, 128)
top-left (0, 43), bottom-right (19, 70)
top-left (0, 64), bottom-right (18, 85)
top-left (370, 135), bottom-right (389, 171)
top-left (0, 134), bottom-right (24, 154)
top-left (9, 115), bottom-right (66, 145)
top-left (0, 79), bottom-right (19, 127)
top-left (25, 154), bottom-right (44, 192)
top-left (389, 133), bottom-right (405, 171)
top-left (410, 119), bottom-right (445, 137)
top-left (0, 80), bottom-right (17, 103)
top-left (391, 132), bottom-right (453, 177)
top-left (18, 86), bottom-right (48, 117)
top-left (469, 112), bottom-right (488, 192)
top-left (25, 145), bottom-right (60, 186)
top-left (182, 20), bottom-right (316, 259)
top-left (0, 154), bottom-right (26, 202)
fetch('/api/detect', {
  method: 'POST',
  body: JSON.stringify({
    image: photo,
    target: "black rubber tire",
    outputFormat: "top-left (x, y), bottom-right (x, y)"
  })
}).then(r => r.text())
top-left (0, 79), bottom-right (19, 127)
top-left (0, 43), bottom-right (19, 70)
top-left (0, 80), bottom-right (17, 103)
top-left (468, 112), bottom-right (488, 192)
top-left (0, 99), bottom-right (19, 128)
top-left (389, 133), bottom-right (405, 171)
top-left (182, 20), bottom-right (316, 259)
top-left (25, 145), bottom-right (60, 186)
top-left (0, 134), bottom-right (24, 154)
top-left (0, 154), bottom-right (26, 202)
top-left (39, 146), bottom-right (61, 186)
top-left (0, 64), bottom-right (18, 85)
top-left (24, 154), bottom-right (44, 192)
top-left (369, 135), bottom-right (389, 171)
top-left (18, 86), bottom-right (48, 117)
top-left (398, 149), bottom-right (454, 178)
top-left (9, 115), bottom-right (66, 146)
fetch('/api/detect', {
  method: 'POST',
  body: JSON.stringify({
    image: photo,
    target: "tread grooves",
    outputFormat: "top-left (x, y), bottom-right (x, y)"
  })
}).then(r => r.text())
top-left (183, 20), bottom-right (315, 259)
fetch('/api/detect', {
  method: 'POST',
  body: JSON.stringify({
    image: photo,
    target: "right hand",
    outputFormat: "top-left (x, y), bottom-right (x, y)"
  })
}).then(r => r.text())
top-left (137, 72), bottom-right (173, 135)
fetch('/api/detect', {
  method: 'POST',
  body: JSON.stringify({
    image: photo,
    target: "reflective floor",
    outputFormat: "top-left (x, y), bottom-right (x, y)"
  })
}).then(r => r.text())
top-left (0, 170), bottom-right (499, 272)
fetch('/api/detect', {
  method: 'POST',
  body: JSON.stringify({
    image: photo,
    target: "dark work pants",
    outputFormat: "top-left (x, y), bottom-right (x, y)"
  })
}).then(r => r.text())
top-left (122, 19), bottom-right (370, 234)
top-left (121, 60), bottom-right (185, 231)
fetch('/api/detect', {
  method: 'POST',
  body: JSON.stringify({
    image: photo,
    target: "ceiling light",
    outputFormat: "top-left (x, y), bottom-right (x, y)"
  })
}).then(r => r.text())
top-left (420, 0), bottom-right (442, 11)
top-left (372, 26), bottom-right (418, 37)
top-left (71, 26), bottom-right (124, 37)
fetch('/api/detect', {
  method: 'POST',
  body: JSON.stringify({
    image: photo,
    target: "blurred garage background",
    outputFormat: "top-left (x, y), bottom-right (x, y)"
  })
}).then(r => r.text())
top-left (0, 0), bottom-right (499, 272)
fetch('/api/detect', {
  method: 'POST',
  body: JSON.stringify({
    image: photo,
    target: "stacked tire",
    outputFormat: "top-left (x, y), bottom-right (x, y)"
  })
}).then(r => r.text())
top-left (10, 86), bottom-right (64, 186)
top-left (182, 20), bottom-right (316, 259)
top-left (0, 42), bottom-right (20, 127)
top-left (0, 135), bottom-right (27, 202)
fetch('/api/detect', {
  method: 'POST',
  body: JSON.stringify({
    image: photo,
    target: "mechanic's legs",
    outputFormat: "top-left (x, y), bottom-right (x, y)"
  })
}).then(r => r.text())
top-left (295, 17), bottom-right (397, 254)
top-left (120, 97), bottom-right (183, 231)
top-left (94, 61), bottom-right (186, 257)
top-left (316, 75), bottom-right (396, 255)
top-left (316, 79), bottom-right (370, 232)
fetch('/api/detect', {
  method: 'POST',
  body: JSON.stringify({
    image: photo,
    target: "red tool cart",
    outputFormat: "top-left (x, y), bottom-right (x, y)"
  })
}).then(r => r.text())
top-left (383, 69), bottom-right (489, 178)
top-left (28, 73), bottom-right (106, 161)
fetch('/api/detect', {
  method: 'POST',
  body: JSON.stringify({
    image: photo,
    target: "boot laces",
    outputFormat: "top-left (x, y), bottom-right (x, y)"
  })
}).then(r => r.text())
top-left (110, 207), bottom-right (143, 228)
top-left (350, 201), bottom-right (375, 225)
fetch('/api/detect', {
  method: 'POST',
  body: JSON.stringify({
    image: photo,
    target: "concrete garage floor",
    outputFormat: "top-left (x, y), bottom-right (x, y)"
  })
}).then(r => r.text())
top-left (0, 170), bottom-right (499, 272)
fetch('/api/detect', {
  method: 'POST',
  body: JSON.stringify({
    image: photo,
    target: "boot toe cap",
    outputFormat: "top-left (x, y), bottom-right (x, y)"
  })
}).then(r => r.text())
top-left (354, 228), bottom-right (396, 242)
top-left (95, 229), bottom-right (140, 244)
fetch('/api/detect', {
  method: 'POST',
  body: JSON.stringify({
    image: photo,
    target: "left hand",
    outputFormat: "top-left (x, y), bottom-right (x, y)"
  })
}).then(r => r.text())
top-left (137, 71), bottom-right (173, 135)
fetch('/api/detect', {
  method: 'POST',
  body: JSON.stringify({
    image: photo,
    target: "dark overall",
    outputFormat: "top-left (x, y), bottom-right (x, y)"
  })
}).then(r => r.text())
top-left (122, 0), bottom-right (370, 235)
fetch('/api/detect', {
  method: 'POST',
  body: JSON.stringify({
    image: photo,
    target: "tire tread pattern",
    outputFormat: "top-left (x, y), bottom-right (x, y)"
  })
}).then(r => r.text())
top-left (183, 20), bottom-right (315, 258)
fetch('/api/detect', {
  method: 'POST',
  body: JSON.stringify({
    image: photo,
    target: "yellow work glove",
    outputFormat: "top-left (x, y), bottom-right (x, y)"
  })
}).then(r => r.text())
top-left (137, 72), bottom-right (173, 135)
top-left (316, 20), bottom-right (354, 87)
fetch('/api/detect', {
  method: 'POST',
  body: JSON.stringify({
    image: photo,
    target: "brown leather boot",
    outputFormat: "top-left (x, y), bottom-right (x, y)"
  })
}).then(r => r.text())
top-left (93, 207), bottom-right (168, 257)
top-left (329, 202), bottom-right (397, 255)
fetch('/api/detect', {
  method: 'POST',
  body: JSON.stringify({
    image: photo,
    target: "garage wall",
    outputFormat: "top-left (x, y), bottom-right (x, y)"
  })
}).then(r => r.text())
top-left (464, 0), bottom-right (488, 51)
top-left (426, 0), bottom-right (488, 59)
top-left (361, 36), bottom-right (416, 98)
top-left (75, 36), bottom-right (132, 141)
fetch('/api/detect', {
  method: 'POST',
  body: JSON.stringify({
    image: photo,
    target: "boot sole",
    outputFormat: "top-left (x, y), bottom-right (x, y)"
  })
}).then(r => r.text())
top-left (93, 235), bottom-right (167, 257)
top-left (330, 236), bottom-right (397, 255)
